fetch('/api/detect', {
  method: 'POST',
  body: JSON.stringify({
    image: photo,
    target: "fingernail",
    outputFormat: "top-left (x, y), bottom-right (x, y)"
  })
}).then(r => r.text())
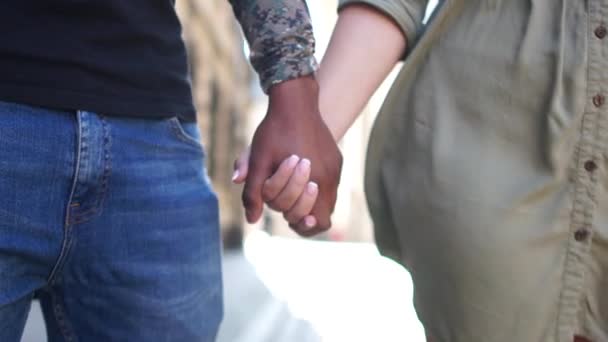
top-left (232, 170), bottom-right (240, 182)
top-left (287, 154), bottom-right (300, 167)
top-left (299, 158), bottom-right (311, 172)
top-left (305, 216), bottom-right (316, 228)
top-left (307, 182), bottom-right (318, 195)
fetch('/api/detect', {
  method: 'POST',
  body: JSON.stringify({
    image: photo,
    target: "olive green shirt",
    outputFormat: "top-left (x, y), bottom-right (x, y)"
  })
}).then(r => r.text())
top-left (336, 1), bottom-right (608, 341)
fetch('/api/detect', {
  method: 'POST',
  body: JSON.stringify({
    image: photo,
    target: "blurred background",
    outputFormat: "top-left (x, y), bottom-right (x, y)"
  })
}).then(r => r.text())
top-left (22, 1), bottom-right (438, 341)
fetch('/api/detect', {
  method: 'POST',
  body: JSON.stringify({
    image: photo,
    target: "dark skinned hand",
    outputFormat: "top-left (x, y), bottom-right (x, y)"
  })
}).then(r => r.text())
top-left (241, 75), bottom-right (342, 236)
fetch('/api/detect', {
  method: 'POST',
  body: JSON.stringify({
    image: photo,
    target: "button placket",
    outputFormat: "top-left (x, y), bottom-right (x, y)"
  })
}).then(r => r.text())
top-left (556, 3), bottom-right (604, 340)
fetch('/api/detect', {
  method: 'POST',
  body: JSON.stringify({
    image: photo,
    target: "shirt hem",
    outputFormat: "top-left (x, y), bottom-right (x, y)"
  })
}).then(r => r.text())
top-left (0, 83), bottom-right (197, 121)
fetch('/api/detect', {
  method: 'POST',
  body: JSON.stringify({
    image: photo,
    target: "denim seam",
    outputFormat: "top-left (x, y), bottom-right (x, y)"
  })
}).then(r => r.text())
top-left (96, 115), bottom-right (111, 214)
top-left (169, 117), bottom-right (204, 152)
top-left (73, 114), bottom-right (89, 202)
top-left (49, 288), bottom-right (77, 342)
top-left (47, 111), bottom-right (83, 283)
top-left (67, 209), bottom-right (100, 225)
top-left (65, 114), bottom-right (112, 226)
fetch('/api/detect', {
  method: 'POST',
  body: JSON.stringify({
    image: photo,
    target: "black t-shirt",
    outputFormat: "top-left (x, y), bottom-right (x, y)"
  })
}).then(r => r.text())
top-left (0, 1), bottom-right (195, 120)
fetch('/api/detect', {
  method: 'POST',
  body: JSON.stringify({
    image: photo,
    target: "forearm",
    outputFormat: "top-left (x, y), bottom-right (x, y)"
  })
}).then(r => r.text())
top-left (318, 4), bottom-right (407, 141)
top-left (228, 0), bottom-right (318, 92)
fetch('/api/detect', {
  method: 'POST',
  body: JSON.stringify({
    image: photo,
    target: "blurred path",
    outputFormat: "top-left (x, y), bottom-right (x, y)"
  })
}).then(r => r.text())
top-left (234, 231), bottom-right (426, 342)
top-left (217, 251), bottom-right (321, 342)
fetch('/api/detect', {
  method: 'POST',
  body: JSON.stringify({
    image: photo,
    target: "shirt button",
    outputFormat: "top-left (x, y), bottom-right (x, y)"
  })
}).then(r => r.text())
top-left (595, 25), bottom-right (607, 39)
top-left (584, 160), bottom-right (598, 172)
top-left (574, 228), bottom-right (590, 242)
top-left (593, 94), bottom-right (605, 107)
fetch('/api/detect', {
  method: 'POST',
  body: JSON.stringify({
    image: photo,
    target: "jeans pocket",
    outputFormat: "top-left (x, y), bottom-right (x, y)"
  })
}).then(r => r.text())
top-left (167, 117), bottom-right (205, 152)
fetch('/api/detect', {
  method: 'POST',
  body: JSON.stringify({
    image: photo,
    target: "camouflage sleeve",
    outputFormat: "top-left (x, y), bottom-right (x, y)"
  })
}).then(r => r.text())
top-left (228, 0), bottom-right (319, 92)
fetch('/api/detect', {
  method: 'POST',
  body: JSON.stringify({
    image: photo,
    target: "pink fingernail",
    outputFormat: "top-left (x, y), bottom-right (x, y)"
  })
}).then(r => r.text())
top-left (299, 158), bottom-right (311, 171)
top-left (288, 155), bottom-right (300, 167)
top-left (307, 182), bottom-right (318, 195)
top-left (232, 170), bottom-right (240, 182)
top-left (305, 216), bottom-right (316, 228)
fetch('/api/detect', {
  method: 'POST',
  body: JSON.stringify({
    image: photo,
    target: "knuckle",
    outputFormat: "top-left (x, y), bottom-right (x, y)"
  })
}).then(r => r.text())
top-left (262, 187), bottom-right (276, 202)
top-left (316, 218), bottom-right (331, 231)
top-left (285, 209), bottom-right (304, 224)
top-left (270, 200), bottom-right (290, 212)
top-left (281, 191), bottom-right (299, 205)
top-left (283, 212), bottom-right (298, 224)
top-left (294, 227), bottom-right (313, 237)
top-left (316, 225), bottom-right (329, 233)
top-left (289, 221), bottom-right (304, 231)
top-left (301, 228), bottom-right (321, 237)
top-left (267, 203), bottom-right (280, 212)
top-left (293, 174), bottom-right (308, 187)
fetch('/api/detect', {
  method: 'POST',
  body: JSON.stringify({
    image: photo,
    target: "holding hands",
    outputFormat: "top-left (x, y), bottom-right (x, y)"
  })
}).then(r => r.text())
top-left (233, 76), bottom-right (342, 236)
top-left (233, 4), bottom-right (407, 237)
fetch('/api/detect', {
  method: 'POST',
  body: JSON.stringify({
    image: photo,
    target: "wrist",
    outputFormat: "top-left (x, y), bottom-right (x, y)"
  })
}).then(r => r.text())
top-left (268, 74), bottom-right (319, 96)
top-left (267, 75), bottom-right (321, 118)
top-left (261, 56), bottom-right (319, 93)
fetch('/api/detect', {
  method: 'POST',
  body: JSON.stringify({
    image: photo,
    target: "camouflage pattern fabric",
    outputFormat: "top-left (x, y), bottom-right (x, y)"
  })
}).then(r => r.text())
top-left (228, 0), bottom-right (319, 92)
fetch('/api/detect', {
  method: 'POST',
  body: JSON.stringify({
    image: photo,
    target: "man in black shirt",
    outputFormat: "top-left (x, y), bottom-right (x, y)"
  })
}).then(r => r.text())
top-left (0, 1), bottom-right (341, 341)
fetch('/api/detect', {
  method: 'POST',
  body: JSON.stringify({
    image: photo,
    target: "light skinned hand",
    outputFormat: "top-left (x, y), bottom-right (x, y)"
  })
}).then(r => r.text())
top-left (233, 149), bottom-right (319, 232)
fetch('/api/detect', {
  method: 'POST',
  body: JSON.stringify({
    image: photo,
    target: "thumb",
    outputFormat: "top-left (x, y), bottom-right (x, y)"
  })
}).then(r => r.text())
top-left (232, 147), bottom-right (250, 184)
top-left (242, 151), bottom-right (272, 224)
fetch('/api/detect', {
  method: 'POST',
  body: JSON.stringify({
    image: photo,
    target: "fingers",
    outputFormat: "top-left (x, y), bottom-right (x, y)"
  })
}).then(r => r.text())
top-left (240, 145), bottom-right (338, 236)
top-left (232, 147), bottom-right (250, 184)
top-left (289, 215), bottom-right (317, 236)
top-left (268, 158), bottom-right (311, 211)
top-left (283, 182), bottom-right (318, 224)
top-left (288, 181), bottom-right (336, 237)
top-left (259, 157), bottom-right (320, 234)
top-left (306, 188), bottom-right (336, 232)
top-left (262, 155), bottom-right (300, 201)
top-left (242, 152), bottom-right (272, 224)
top-left (241, 152), bottom-right (315, 226)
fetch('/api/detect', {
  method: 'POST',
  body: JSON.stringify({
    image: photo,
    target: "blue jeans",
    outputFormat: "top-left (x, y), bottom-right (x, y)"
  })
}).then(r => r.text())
top-left (0, 101), bottom-right (223, 341)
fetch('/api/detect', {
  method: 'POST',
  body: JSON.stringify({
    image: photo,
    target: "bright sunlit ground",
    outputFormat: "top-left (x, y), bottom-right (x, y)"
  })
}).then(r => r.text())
top-left (237, 230), bottom-right (426, 342)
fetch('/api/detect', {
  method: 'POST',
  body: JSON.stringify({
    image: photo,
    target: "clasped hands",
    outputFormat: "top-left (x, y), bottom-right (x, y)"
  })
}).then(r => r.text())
top-left (232, 76), bottom-right (342, 236)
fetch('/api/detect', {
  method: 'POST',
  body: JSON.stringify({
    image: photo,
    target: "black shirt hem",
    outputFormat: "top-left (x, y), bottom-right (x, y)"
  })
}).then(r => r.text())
top-left (0, 83), bottom-right (197, 121)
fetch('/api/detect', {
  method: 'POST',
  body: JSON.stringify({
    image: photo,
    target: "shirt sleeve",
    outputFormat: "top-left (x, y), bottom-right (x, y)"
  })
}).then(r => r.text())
top-left (228, 0), bottom-right (319, 93)
top-left (338, 0), bottom-right (429, 50)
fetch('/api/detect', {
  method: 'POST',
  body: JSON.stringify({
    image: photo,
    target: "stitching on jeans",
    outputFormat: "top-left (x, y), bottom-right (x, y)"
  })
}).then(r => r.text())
top-left (95, 115), bottom-right (111, 213)
top-left (65, 114), bottom-right (112, 227)
top-left (168, 117), bottom-right (204, 151)
top-left (47, 111), bottom-right (83, 282)
top-left (67, 208), bottom-right (100, 225)
top-left (47, 228), bottom-right (74, 284)
top-left (49, 288), bottom-right (77, 342)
